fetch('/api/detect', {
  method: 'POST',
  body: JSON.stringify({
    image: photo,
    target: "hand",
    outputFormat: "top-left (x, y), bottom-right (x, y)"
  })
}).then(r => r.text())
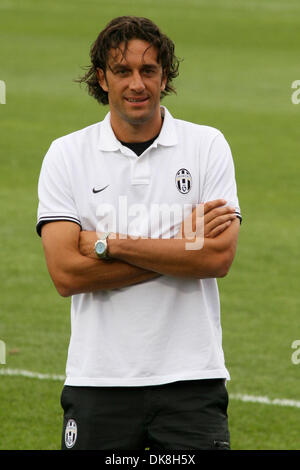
top-left (203, 200), bottom-right (237, 238)
top-left (179, 199), bottom-right (237, 240)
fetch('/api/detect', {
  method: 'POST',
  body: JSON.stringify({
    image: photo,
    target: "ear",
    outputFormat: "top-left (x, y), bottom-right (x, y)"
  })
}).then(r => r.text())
top-left (161, 70), bottom-right (167, 92)
top-left (96, 68), bottom-right (108, 92)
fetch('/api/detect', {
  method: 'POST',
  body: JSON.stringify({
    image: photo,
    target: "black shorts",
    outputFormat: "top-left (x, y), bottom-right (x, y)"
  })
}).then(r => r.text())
top-left (61, 378), bottom-right (230, 450)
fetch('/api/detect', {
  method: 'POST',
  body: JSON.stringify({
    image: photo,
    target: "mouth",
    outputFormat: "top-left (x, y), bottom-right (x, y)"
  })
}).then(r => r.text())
top-left (125, 96), bottom-right (149, 104)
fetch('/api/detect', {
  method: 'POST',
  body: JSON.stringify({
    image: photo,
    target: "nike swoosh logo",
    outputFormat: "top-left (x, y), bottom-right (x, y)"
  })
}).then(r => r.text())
top-left (92, 184), bottom-right (109, 194)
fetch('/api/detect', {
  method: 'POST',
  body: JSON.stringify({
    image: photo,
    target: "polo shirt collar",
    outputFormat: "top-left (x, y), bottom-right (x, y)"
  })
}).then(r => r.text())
top-left (98, 106), bottom-right (178, 152)
top-left (155, 106), bottom-right (178, 147)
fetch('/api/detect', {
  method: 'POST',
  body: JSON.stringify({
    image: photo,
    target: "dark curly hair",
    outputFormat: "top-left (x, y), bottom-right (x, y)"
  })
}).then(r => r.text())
top-left (75, 16), bottom-right (180, 105)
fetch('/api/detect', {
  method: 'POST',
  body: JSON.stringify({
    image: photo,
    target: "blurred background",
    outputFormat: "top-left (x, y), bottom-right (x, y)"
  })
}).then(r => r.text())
top-left (0, 0), bottom-right (299, 449)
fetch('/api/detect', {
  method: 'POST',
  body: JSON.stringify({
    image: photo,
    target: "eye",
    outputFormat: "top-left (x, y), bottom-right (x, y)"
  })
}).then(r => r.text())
top-left (114, 68), bottom-right (130, 76)
top-left (142, 68), bottom-right (156, 76)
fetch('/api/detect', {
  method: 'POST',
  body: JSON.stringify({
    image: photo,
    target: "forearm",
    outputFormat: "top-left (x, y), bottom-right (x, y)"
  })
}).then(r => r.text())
top-left (76, 201), bottom-right (239, 281)
top-left (108, 217), bottom-right (240, 279)
top-left (108, 236), bottom-right (226, 279)
top-left (77, 214), bottom-right (239, 281)
top-left (58, 254), bottom-right (159, 297)
top-left (41, 222), bottom-right (159, 298)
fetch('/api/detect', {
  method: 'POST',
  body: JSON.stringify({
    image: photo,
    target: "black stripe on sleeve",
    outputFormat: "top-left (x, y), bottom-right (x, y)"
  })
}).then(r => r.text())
top-left (36, 216), bottom-right (82, 237)
top-left (235, 212), bottom-right (242, 224)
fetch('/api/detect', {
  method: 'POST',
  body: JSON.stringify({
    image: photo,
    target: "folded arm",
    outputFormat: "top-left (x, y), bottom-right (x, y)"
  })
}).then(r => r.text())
top-left (41, 221), bottom-right (160, 297)
top-left (107, 217), bottom-right (240, 279)
top-left (79, 199), bottom-right (239, 278)
top-left (41, 199), bottom-right (239, 297)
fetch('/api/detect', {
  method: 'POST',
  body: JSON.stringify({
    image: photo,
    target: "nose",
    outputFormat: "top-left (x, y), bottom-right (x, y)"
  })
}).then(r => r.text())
top-left (129, 71), bottom-right (146, 93)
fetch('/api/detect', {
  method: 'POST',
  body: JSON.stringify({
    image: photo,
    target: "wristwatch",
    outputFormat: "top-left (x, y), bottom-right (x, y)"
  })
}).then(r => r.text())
top-left (94, 232), bottom-right (110, 260)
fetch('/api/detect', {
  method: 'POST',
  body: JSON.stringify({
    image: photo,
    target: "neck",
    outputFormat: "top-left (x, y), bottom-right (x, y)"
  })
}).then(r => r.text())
top-left (109, 107), bottom-right (163, 143)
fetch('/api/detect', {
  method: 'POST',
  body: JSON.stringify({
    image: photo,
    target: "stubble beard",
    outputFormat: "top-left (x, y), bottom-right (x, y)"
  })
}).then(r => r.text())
top-left (115, 100), bottom-right (159, 127)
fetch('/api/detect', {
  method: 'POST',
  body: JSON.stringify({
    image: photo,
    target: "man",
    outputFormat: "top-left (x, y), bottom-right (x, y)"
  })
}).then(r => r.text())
top-left (37, 16), bottom-right (242, 450)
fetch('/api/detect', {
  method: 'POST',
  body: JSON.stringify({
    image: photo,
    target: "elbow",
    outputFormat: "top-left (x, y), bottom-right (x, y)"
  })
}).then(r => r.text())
top-left (193, 251), bottom-right (234, 279)
top-left (57, 285), bottom-right (73, 298)
top-left (215, 265), bottom-right (230, 278)
top-left (55, 281), bottom-right (73, 298)
top-left (51, 272), bottom-right (75, 298)
top-left (215, 252), bottom-right (234, 278)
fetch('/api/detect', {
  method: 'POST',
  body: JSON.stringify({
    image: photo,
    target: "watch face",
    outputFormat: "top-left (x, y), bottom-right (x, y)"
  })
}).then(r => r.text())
top-left (95, 241), bottom-right (106, 255)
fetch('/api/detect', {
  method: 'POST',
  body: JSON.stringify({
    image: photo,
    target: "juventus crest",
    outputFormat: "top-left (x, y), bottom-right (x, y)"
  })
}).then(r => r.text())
top-left (175, 168), bottom-right (192, 194)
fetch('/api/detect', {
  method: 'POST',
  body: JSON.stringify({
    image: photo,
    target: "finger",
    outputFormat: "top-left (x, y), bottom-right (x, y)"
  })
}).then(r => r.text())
top-left (203, 199), bottom-right (227, 214)
top-left (204, 206), bottom-right (236, 226)
top-left (185, 203), bottom-right (234, 235)
top-left (205, 212), bottom-right (237, 233)
top-left (206, 220), bottom-right (233, 238)
top-left (186, 202), bottom-right (224, 229)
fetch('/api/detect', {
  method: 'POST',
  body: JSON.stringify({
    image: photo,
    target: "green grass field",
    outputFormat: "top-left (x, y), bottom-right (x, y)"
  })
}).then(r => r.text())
top-left (1, 0), bottom-right (300, 450)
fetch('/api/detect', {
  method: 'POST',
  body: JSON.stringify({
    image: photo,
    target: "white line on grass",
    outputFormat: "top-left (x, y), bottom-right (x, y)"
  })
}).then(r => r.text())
top-left (1, 368), bottom-right (300, 409)
top-left (230, 393), bottom-right (300, 409)
top-left (0, 368), bottom-right (65, 381)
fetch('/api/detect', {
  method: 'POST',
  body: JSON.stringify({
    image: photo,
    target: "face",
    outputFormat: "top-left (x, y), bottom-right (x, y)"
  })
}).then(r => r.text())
top-left (97, 39), bottom-right (167, 131)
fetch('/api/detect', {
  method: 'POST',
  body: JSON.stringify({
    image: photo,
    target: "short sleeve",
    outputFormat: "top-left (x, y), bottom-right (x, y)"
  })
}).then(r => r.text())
top-left (36, 141), bottom-right (81, 236)
top-left (201, 133), bottom-right (242, 223)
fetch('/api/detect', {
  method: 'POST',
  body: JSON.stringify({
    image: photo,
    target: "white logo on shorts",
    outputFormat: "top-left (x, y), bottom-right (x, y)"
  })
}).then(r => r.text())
top-left (65, 419), bottom-right (77, 449)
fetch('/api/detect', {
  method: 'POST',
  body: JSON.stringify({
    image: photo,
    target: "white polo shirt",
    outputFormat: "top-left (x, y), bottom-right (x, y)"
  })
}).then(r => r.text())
top-left (37, 107), bottom-right (241, 387)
